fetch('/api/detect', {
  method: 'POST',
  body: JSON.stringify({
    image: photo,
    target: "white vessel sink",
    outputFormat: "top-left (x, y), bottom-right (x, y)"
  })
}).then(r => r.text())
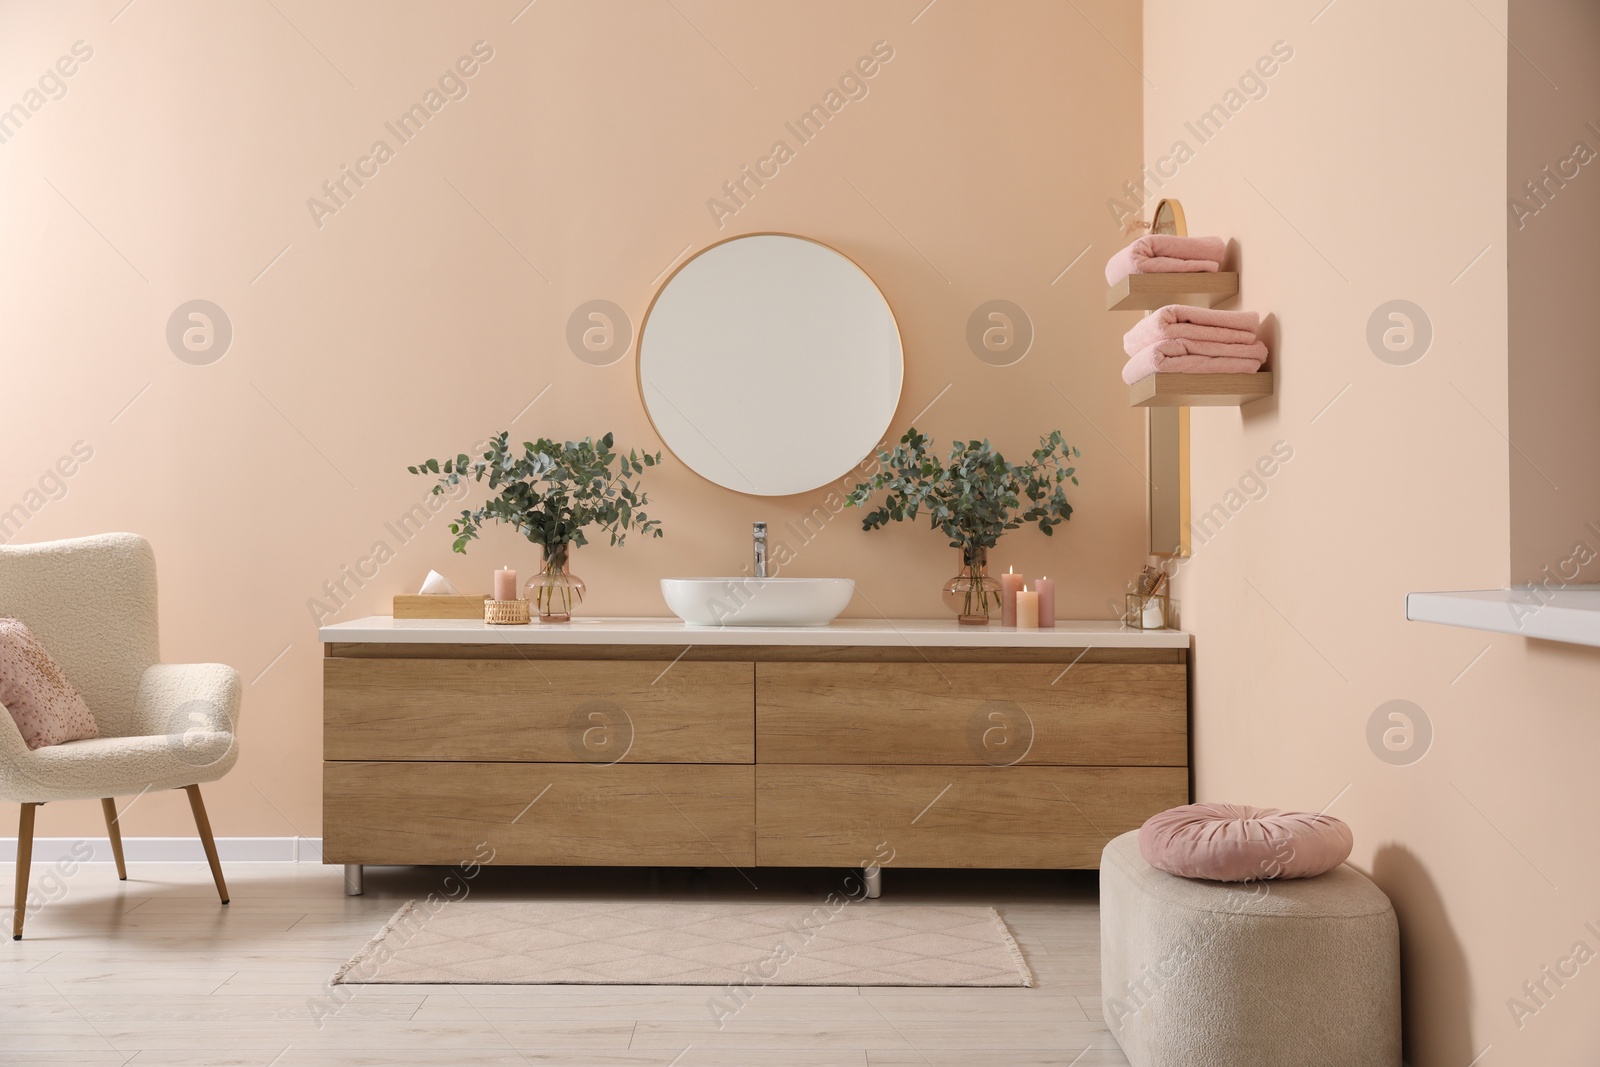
top-left (660, 577), bottom-right (855, 627)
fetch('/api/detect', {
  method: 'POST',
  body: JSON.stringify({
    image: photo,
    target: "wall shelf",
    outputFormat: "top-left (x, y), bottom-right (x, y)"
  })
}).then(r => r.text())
top-left (1129, 372), bottom-right (1272, 408)
top-left (1106, 272), bottom-right (1238, 311)
top-left (1407, 587), bottom-right (1600, 647)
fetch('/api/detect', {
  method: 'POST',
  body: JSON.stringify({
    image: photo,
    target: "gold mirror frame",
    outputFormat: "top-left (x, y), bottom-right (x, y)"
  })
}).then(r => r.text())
top-left (636, 232), bottom-right (904, 497)
top-left (1146, 199), bottom-right (1190, 558)
top-left (1150, 198), bottom-right (1187, 238)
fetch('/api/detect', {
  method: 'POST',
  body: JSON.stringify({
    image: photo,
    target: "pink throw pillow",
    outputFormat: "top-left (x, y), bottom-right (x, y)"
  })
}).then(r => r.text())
top-left (1138, 802), bottom-right (1353, 882)
top-left (0, 618), bottom-right (99, 750)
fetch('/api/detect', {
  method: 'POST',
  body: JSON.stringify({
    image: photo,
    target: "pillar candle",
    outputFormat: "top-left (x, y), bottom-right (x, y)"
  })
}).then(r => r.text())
top-left (1034, 576), bottom-right (1056, 628)
top-left (1000, 567), bottom-right (1026, 627)
top-left (494, 567), bottom-right (517, 601)
top-left (1016, 589), bottom-right (1040, 629)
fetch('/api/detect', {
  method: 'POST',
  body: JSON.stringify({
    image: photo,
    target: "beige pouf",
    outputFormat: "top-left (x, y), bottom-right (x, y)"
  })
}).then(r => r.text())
top-left (1099, 830), bottom-right (1401, 1066)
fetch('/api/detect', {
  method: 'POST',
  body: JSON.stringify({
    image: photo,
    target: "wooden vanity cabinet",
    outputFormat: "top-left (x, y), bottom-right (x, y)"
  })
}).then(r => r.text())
top-left (322, 641), bottom-right (1189, 871)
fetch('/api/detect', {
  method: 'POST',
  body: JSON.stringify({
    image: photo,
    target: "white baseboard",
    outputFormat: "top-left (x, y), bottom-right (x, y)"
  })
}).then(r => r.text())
top-left (0, 837), bottom-right (325, 863)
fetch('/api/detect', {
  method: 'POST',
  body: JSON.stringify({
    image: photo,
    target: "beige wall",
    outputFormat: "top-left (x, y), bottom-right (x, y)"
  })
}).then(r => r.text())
top-left (1145, 0), bottom-right (1600, 1062)
top-left (0, 3), bottom-right (1144, 839)
top-left (18, 4), bottom-right (1594, 1057)
top-left (1507, 0), bottom-right (1600, 583)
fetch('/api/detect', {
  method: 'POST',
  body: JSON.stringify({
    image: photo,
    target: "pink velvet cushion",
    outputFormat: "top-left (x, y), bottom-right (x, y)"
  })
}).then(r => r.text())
top-left (1138, 802), bottom-right (1353, 882)
top-left (0, 617), bottom-right (100, 750)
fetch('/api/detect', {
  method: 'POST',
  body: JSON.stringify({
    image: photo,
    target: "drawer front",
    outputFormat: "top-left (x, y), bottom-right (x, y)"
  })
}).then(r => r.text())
top-left (324, 762), bottom-right (754, 866)
top-left (756, 765), bottom-right (1188, 869)
top-left (756, 662), bottom-right (1186, 766)
top-left (325, 658), bottom-right (753, 763)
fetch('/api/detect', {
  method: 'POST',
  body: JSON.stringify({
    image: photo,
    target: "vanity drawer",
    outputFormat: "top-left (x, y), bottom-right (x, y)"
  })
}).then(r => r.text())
top-left (324, 762), bottom-right (755, 866)
top-left (756, 662), bottom-right (1186, 766)
top-left (756, 765), bottom-right (1187, 868)
top-left (324, 658), bottom-right (753, 763)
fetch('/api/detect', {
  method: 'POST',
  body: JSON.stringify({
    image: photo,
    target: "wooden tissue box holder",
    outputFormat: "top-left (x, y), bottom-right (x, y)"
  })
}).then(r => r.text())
top-left (392, 594), bottom-right (489, 620)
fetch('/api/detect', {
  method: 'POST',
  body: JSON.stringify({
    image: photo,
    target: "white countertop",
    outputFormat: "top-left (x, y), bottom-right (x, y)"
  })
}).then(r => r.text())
top-left (320, 616), bottom-right (1191, 648)
top-left (1407, 586), bottom-right (1600, 647)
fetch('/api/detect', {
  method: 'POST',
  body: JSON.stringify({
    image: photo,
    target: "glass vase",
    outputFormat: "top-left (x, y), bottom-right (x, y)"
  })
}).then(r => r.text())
top-left (526, 543), bottom-right (586, 622)
top-left (942, 546), bottom-right (1002, 625)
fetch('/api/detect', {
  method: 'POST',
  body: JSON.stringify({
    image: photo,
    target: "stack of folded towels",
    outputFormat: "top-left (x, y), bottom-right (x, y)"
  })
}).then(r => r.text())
top-left (1104, 234), bottom-right (1226, 286)
top-left (1121, 304), bottom-right (1267, 385)
top-left (1103, 233), bottom-right (1267, 385)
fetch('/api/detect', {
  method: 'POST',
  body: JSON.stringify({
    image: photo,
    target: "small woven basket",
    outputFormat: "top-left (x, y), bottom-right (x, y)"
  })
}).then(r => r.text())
top-left (484, 598), bottom-right (531, 625)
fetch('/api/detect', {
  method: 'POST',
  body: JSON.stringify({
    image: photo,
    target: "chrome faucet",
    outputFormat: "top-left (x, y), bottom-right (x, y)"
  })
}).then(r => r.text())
top-left (753, 522), bottom-right (768, 578)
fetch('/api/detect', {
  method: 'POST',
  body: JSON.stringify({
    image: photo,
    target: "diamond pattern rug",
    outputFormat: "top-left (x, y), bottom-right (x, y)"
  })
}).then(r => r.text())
top-left (334, 900), bottom-right (1033, 987)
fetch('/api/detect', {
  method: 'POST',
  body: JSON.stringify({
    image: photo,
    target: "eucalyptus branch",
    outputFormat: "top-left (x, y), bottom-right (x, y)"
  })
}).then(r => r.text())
top-left (409, 431), bottom-right (664, 553)
top-left (845, 427), bottom-right (1080, 551)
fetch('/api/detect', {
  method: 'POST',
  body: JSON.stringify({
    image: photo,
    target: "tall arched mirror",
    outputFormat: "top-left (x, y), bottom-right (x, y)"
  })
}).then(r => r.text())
top-left (1151, 198), bottom-right (1186, 237)
top-left (637, 234), bottom-right (904, 497)
top-left (1147, 198), bottom-right (1190, 558)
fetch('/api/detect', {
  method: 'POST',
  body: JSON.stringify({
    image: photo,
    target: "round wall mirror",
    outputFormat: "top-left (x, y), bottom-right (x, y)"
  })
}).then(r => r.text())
top-left (637, 233), bottom-right (903, 497)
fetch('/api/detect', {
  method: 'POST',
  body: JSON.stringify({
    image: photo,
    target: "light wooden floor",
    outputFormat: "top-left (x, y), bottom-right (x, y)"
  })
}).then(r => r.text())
top-left (0, 861), bottom-right (1130, 1066)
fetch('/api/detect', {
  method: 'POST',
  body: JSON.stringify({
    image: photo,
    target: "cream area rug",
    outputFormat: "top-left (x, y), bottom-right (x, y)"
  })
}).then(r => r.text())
top-left (335, 901), bottom-right (1033, 987)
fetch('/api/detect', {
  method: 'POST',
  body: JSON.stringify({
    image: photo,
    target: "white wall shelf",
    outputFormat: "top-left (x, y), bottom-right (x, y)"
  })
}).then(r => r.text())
top-left (1406, 587), bottom-right (1600, 647)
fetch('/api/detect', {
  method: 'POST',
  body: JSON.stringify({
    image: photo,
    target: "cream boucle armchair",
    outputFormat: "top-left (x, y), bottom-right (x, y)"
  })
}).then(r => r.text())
top-left (0, 533), bottom-right (241, 938)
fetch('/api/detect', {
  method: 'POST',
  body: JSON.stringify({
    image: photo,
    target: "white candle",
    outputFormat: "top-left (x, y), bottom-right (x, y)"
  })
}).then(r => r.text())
top-left (1016, 589), bottom-right (1040, 629)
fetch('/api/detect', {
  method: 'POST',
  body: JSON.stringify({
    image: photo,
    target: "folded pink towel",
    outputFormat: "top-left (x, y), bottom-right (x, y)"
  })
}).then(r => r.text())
top-left (1122, 338), bottom-right (1267, 385)
top-left (1124, 304), bottom-right (1260, 356)
top-left (1105, 235), bottom-right (1227, 285)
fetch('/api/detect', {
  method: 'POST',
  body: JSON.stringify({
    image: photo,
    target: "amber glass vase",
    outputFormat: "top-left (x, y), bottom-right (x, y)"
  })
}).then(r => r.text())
top-left (942, 545), bottom-right (1002, 625)
top-left (526, 543), bottom-right (586, 622)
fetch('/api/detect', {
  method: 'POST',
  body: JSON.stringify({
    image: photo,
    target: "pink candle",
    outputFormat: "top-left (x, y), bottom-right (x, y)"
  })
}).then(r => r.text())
top-left (493, 567), bottom-right (517, 601)
top-left (1016, 589), bottom-right (1040, 629)
top-left (1034, 576), bottom-right (1056, 628)
top-left (1000, 567), bottom-right (1025, 627)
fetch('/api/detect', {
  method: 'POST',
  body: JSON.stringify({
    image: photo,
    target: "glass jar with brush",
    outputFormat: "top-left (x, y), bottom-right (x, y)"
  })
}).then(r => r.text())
top-left (1125, 565), bottom-right (1171, 630)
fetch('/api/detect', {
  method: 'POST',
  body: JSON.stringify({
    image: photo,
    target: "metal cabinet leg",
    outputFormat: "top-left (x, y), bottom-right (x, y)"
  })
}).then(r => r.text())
top-left (344, 864), bottom-right (364, 896)
top-left (863, 866), bottom-right (882, 899)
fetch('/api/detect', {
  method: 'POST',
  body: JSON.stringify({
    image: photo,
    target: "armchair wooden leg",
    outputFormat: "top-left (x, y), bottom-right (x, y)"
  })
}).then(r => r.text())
top-left (101, 799), bottom-right (127, 881)
top-left (183, 786), bottom-right (229, 906)
top-left (13, 803), bottom-right (38, 940)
